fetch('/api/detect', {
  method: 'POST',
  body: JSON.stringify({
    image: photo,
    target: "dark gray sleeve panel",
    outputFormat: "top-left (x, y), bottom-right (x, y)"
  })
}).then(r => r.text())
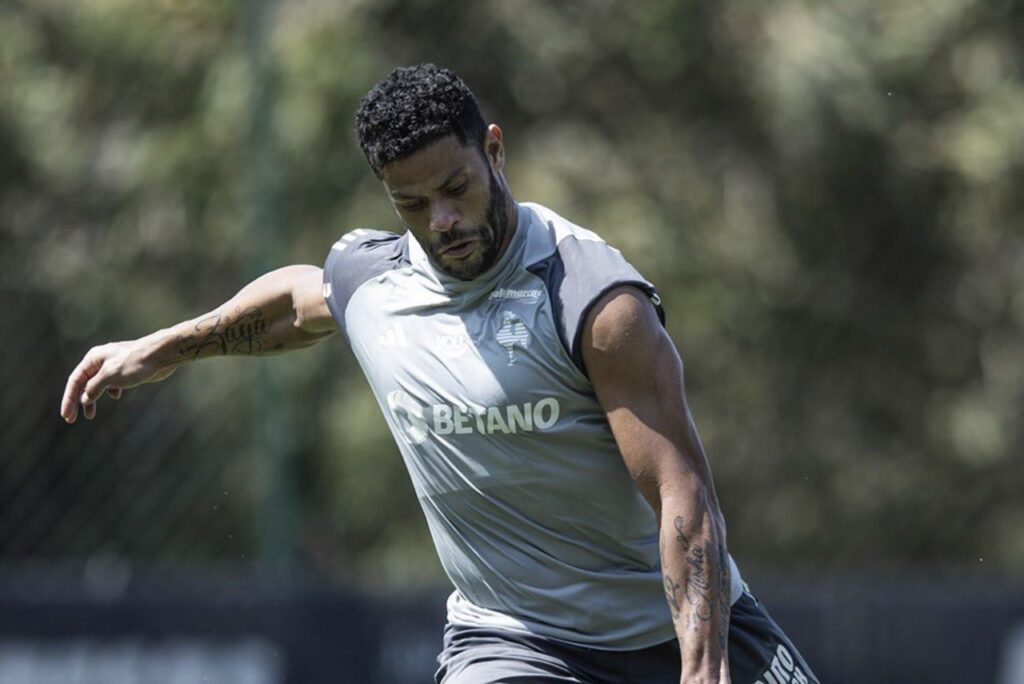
top-left (322, 230), bottom-right (409, 335)
top-left (527, 234), bottom-right (665, 375)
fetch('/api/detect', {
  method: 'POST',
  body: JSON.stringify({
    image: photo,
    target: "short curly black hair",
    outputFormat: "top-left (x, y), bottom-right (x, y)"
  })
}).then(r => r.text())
top-left (355, 64), bottom-right (488, 177)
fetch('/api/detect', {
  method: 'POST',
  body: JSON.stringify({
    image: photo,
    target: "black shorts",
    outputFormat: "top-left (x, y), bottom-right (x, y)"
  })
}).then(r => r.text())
top-left (435, 591), bottom-right (819, 683)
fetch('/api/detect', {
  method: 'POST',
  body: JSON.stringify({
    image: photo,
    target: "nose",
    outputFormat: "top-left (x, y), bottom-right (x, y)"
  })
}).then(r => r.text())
top-left (429, 200), bottom-right (460, 233)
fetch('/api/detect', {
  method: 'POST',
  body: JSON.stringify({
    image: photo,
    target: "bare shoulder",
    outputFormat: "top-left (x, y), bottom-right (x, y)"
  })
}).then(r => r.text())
top-left (582, 285), bottom-right (662, 357)
top-left (581, 284), bottom-right (691, 469)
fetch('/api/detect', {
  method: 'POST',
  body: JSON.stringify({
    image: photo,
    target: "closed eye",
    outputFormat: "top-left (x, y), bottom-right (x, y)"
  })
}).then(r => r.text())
top-left (446, 182), bottom-right (467, 196)
top-left (399, 199), bottom-right (427, 212)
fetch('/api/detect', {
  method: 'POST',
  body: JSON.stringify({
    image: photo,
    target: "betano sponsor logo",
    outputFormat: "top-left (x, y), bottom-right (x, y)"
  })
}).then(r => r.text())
top-left (488, 287), bottom-right (542, 303)
top-left (387, 390), bottom-right (560, 445)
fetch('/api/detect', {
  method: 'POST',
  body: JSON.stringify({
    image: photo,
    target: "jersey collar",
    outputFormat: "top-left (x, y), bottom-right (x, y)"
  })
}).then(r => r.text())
top-left (407, 203), bottom-right (531, 296)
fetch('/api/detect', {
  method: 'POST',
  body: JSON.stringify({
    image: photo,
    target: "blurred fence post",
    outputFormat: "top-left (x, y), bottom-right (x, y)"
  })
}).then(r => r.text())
top-left (244, 0), bottom-right (296, 577)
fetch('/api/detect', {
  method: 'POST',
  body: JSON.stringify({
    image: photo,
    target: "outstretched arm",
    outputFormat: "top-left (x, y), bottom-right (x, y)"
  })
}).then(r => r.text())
top-left (60, 264), bottom-right (335, 423)
top-left (582, 285), bottom-right (731, 684)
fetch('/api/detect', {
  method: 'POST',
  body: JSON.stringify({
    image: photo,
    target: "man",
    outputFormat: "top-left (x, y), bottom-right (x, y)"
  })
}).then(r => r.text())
top-left (61, 64), bottom-right (817, 683)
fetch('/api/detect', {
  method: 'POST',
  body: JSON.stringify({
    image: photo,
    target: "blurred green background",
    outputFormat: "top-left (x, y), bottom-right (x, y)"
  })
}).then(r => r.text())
top-left (1, 0), bottom-right (1022, 597)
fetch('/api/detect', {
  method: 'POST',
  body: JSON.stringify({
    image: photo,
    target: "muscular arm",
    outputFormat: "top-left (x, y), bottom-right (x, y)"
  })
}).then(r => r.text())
top-left (60, 265), bottom-right (335, 423)
top-left (582, 286), bottom-right (731, 683)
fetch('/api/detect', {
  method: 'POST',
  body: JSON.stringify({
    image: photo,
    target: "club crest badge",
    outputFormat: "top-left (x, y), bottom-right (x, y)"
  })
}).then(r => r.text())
top-left (496, 311), bottom-right (530, 365)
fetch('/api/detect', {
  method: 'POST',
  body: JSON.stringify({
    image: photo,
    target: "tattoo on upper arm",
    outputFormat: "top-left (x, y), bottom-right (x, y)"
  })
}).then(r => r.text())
top-left (176, 307), bottom-right (274, 358)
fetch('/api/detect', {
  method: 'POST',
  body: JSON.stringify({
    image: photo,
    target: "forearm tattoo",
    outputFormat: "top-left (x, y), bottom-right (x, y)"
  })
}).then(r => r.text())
top-left (176, 307), bottom-right (275, 358)
top-left (683, 542), bottom-right (713, 631)
top-left (674, 515), bottom-right (691, 550)
top-left (663, 516), bottom-right (730, 649)
top-left (664, 571), bottom-right (683, 620)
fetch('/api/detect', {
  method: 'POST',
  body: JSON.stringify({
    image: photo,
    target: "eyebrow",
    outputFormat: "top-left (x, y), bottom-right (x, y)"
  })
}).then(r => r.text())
top-left (390, 166), bottom-right (466, 200)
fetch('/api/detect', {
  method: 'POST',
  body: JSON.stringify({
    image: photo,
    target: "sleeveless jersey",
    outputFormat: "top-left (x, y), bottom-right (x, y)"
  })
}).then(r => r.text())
top-left (322, 202), bottom-right (744, 649)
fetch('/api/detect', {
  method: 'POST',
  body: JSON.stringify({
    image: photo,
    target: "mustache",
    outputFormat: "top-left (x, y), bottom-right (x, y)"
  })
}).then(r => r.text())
top-left (434, 225), bottom-right (490, 250)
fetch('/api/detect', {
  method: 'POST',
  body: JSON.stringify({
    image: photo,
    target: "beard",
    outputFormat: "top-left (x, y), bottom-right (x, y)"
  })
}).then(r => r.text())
top-left (430, 169), bottom-right (511, 281)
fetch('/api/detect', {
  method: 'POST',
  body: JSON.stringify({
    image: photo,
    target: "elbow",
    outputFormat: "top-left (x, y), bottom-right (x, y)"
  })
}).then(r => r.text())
top-left (659, 476), bottom-right (711, 513)
top-left (632, 456), bottom-right (714, 518)
top-left (656, 463), bottom-right (723, 524)
top-left (655, 454), bottom-right (706, 500)
top-left (291, 316), bottom-right (335, 346)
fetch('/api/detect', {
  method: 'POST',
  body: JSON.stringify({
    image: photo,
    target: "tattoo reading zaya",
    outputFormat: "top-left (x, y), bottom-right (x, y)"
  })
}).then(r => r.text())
top-left (176, 307), bottom-right (271, 358)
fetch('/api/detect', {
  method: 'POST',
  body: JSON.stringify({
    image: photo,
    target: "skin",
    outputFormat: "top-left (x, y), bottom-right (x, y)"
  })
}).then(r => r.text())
top-left (582, 286), bottom-right (732, 682)
top-left (60, 265), bottom-right (335, 423)
top-left (381, 124), bottom-right (518, 280)
top-left (59, 122), bottom-right (732, 682)
top-left (59, 128), bottom-right (516, 422)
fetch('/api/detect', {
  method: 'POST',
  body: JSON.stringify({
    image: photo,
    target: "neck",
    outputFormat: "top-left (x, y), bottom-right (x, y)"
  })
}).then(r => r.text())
top-left (493, 185), bottom-right (518, 261)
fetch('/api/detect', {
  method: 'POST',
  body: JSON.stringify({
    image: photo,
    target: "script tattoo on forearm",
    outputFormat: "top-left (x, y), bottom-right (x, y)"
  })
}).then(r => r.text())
top-left (664, 516), bottom-right (730, 649)
top-left (674, 516), bottom-right (691, 550)
top-left (664, 571), bottom-right (683, 620)
top-left (684, 542), bottom-right (713, 631)
top-left (176, 307), bottom-right (273, 358)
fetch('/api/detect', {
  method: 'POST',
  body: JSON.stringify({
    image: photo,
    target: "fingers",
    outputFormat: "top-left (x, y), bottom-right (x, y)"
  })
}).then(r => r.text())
top-left (61, 351), bottom-right (103, 424)
top-left (83, 371), bottom-right (111, 404)
top-left (79, 387), bottom-right (121, 422)
top-left (61, 366), bottom-right (83, 422)
top-left (61, 349), bottom-right (123, 423)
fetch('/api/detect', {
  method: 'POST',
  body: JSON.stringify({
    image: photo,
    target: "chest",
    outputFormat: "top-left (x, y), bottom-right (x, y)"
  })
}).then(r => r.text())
top-left (345, 270), bottom-right (587, 413)
top-left (343, 268), bottom-right (622, 497)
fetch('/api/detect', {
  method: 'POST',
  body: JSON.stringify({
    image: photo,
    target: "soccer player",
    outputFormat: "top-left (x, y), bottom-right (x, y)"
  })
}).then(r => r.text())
top-left (61, 64), bottom-right (818, 684)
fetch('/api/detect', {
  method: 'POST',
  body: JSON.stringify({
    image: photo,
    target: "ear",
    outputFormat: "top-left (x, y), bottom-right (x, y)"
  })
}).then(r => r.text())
top-left (484, 124), bottom-right (505, 172)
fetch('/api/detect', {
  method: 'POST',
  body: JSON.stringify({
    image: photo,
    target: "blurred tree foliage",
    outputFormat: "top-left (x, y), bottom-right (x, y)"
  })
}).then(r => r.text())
top-left (1, 0), bottom-right (1022, 586)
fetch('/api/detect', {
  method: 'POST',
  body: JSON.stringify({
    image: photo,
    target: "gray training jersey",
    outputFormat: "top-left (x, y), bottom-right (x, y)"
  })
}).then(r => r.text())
top-left (323, 202), bottom-right (743, 650)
